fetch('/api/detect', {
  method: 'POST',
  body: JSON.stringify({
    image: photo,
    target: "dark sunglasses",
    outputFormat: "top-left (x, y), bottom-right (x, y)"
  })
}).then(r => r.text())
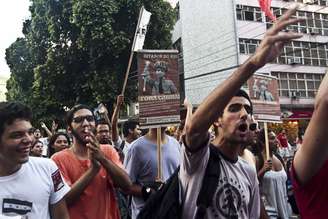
top-left (249, 123), bottom-right (257, 131)
top-left (227, 103), bottom-right (252, 115)
top-left (72, 115), bottom-right (95, 123)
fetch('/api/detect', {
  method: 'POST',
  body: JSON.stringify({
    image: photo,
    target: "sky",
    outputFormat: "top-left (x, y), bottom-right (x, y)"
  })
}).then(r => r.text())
top-left (0, 0), bottom-right (178, 79)
top-left (0, 0), bottom-right (31, 78)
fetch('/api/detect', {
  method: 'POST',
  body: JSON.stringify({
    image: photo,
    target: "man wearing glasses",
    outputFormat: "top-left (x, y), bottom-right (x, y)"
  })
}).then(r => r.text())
top-left (52, 104), bottom-right (132, 219)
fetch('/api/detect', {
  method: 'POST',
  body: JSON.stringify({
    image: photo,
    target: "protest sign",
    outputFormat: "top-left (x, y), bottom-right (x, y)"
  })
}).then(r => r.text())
top-left (138, 50), bottom-right (180, 127)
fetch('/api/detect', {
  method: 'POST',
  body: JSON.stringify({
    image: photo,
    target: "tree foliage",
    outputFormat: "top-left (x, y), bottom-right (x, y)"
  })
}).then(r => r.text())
top-left (6, 0), bottom-right (175, 123)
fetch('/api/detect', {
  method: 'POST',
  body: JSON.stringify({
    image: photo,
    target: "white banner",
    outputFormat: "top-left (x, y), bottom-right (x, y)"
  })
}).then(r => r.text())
top-left (133, 7), bottom-right (152, 52)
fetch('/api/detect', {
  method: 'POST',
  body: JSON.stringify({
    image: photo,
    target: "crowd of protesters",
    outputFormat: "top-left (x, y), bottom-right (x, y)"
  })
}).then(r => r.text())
top-left (1, 6), bottom-right (328, 219)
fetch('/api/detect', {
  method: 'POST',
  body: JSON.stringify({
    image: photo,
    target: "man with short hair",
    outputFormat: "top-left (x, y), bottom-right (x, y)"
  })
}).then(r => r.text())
top-left (111, 95), bottom-right (141, 156)
top-left (124, 128), bottom-right (180, 219)
top-left (239, 116), bottom-right (258, 169)
top-left (120, 120), bottom-right (141, 155)
top-left (180, 7), bottom-right (302, 218)
top-left (52, 104), bottom-right (132, 219)
top-left (0, 102), bottom-right (70, 219)
top-left (96, 118), bottom-right (112, 145)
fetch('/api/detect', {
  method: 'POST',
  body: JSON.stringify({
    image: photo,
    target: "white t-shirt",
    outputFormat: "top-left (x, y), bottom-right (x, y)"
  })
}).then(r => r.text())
top-left (113, 136), bottom-right (131, 157)
top-left (179, 137), bottom-right (260, 219)
top-left (0, 157), bottom-right (70, 219)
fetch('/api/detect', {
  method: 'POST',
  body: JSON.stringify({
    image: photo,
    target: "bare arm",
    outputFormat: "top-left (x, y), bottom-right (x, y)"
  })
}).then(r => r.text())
top-left (123, 183), bottom-right (142, 197)
top-left (112, 95), bottom-right (124, 143)
top-left (50, 199), bottom-right (70, 219)
top-left (64, 165), bottom-right (100, 205)
top-left (260, 199), bottom-right (269, 219)
top-left (40, 122), bottom-right (53, 138)
top-left (293, 72), bottom-right (328, 185)
top-left (98, 154), bottom-right (132, 190)
top-left (185, 7), bottom-right (303, 150)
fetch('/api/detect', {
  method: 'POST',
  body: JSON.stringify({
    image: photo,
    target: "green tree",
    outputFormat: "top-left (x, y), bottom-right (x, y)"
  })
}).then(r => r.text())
top-left (6, 0), bottom-right (176, 122)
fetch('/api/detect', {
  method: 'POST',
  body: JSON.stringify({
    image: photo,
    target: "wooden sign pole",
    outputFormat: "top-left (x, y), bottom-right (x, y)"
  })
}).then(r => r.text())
top-left (156, 127), bottom-right (162, 181)
top-left (264, 122), bottom-right (270, 160)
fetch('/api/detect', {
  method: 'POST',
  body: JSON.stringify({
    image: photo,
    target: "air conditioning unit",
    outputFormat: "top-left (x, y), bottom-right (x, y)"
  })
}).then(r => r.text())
top-left (236, 4), bottom-right (243, 10)
top-left (287, 57), bottom-right (301, 65)
top-left (303, 0), bottom-right (314, 4)
top-left (308, 27), bottom-right (320, 35)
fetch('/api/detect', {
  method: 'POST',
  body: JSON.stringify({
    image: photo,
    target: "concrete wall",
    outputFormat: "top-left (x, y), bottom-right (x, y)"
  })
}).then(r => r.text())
top-left (177, 0), bottom-right (238, 104)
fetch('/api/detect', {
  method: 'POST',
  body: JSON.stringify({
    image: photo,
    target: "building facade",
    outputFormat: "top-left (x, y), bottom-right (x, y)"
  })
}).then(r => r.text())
top-left (0, 76), bottom-right (8, 101)
top-left (172, 0), bottom-right (328, 134)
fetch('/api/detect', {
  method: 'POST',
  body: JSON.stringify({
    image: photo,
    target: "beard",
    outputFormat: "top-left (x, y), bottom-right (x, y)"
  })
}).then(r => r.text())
top-left (98, 138), bottom-right (111, 144)
top-left (71, 127), bottom-right (96, 145)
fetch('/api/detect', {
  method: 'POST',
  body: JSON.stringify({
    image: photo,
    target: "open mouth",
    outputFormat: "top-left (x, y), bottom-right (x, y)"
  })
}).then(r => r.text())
top-left (238, 123), bottom-right (248, 132)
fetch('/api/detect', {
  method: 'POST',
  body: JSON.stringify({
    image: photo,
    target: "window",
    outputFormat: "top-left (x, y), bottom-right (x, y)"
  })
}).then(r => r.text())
top-left (239, 38), bottom-right (328, 67)
top-left (236, 6), bottom-right (262, 22)
top-left (272, 72), bottom-right (324, 98)
top-left (239, 39), bottom-right (260, 54)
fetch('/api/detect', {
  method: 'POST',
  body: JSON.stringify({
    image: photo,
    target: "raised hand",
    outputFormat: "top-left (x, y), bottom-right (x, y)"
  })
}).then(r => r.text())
top-left (263, 159), bottom-right (273, 172)
top-left (116, 94), bottom-right (124, 107)
top-left (249, 5), bottom-right (303, 68)
top-left (86, 132), bottom-right (106, 164)
top-left (183, 98), bottom-right (193, 135)
top-left (51, 120), bottom-right (58, 133)
top-left (40, 122), bottom-right (47, 129)
top-left (98, 103), bottom-right (108, 115)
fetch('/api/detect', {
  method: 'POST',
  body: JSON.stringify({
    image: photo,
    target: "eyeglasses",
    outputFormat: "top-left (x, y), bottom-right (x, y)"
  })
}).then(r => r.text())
top-left (72, 115), bottom-right (95, 123)
top-left (249, 123), bottom-right (257, 131)
top-left (227, 103), bottom-right (252, 115)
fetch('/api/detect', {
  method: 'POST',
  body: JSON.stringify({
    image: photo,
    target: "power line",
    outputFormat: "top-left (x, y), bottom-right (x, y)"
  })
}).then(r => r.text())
top-left (185, 40), bottom-right (328, 91)
top-left (180, 5), bottom-right (328, 75)
top-left (181, 1), bottom-right (294, 55)
top-left (179, 1), bottom-right (327, 65)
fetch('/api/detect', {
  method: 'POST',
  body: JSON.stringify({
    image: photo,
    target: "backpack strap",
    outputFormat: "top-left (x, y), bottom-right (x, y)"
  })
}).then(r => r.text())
top-left (120, 140), bottom-right (126, 151)
top-left (195, 145), bottom-right (221, 219)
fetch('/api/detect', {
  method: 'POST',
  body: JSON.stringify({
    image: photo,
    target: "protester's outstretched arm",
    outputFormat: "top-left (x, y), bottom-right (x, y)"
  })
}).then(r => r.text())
top-left (51, 120), bottom-right (58, 135)
top-left (112, 95), bottom-right (124, 143)
top-left (41, 122), bottom-right (53, 138)
top-left (293, 72), bottom-right (328, 185)
top-left (185, 6), bottom-right (303, 150)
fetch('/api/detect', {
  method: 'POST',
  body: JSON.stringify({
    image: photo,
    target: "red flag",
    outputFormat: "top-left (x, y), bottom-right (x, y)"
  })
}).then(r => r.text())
top-left (259, 0), bottom-right (276, 21)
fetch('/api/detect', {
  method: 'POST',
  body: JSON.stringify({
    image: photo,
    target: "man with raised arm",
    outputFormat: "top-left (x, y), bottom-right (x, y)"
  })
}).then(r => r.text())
top-left (179, 6), bottom-right (302, 219)
top-left (291, 65), bottom-right (328, 218)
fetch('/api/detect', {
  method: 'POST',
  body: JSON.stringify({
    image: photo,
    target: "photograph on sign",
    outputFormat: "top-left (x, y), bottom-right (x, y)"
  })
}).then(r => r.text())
top-left (137, 50), bottom-right (180, 127)
top-left (248, 74), bottom-right (281, 122)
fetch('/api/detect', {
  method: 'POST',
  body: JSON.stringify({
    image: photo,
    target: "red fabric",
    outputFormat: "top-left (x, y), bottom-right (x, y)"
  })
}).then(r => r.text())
top-left (277, 133), bottom-right (288, 148)
top-left (258, 0), bottom-right (276, 21)
top-left (291, 160), bottom-right (328, 219)
top-left (52, 145), bottom-right (123, 219)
